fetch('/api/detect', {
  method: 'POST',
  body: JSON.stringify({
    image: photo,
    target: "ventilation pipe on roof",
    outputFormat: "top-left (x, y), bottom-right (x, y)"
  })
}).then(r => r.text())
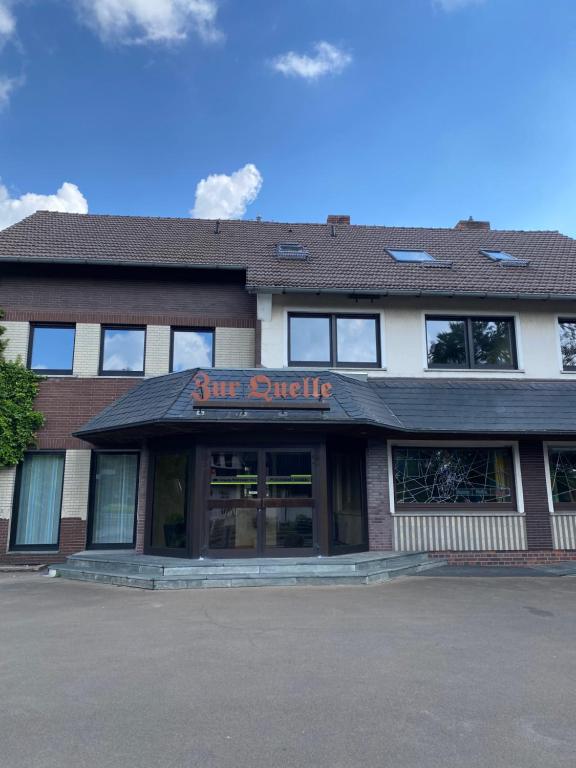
top-left (455, 217), bottom-right (490, 230)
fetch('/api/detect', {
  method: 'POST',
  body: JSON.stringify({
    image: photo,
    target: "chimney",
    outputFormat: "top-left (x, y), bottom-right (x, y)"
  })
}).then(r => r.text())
top-left (327, 214), bottom-right (350, 225)
top-left (455, 216), bottom-right (490, 231)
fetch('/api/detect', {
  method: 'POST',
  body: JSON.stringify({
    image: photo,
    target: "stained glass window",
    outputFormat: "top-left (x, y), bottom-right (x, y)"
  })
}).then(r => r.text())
top-left (548, 448), bottom-right (576, 506)
top-left (393, 446), bottom-right (515, 508)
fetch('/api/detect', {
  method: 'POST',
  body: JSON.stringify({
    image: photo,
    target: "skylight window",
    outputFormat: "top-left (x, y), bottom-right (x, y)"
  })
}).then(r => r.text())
top-left (481, 250), bottom-right (517, 262)
top-left (387, 249), bottom-right (436, 262)
top-left (276, 242), bottom-right (309, 260)
top-left (480, 250), bottom-right (530, 267)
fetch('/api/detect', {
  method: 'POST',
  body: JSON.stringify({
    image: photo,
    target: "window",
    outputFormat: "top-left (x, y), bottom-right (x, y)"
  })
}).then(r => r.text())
top-left (11, 452), bottom-right (65, 550)
top-left (387, 249), bottom-right (435, 262)
top-left (88, 453), bottom-right (139, 547)
top-left (100, 326), bottom-right (145, 376)
top-left (28, 324), bottom-right (75, 374)
top-left (392, 446), bottom-right (516, 510)
top-left (480, 250), bottom-right (530, 266)
top-left (276, 243), bottom-right (309, 260)
top-left (426, 316), bottom-right (517, 369)
top-left (548, 448), bottom-right (576, 509)
top-left (288, 313), bottom-right (381, 368)
top-left (171, 328), bottom-right (214, 372)
top-left (559, 319), bottom-right (576, 371)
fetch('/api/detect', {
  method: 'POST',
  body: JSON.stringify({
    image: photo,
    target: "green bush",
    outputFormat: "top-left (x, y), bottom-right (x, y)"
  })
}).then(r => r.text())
top-left (0, 357), bottom-right (45, 468)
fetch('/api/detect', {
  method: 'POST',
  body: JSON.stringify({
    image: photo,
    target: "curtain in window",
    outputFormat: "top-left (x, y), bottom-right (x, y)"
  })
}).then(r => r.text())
top-left (91, 454), bottom-right (138, 545)
top-left (14, 454), bottom-right (64, 547)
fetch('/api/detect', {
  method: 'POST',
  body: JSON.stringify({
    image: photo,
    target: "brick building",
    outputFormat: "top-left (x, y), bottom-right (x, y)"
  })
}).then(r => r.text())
top-left (2, 211), bottom-right (576, 568)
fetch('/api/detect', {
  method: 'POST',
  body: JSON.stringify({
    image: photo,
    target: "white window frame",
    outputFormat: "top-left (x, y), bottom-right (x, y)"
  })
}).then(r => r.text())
top-left (542, 442), bottom-right (576, 515)
top-left (387, 440), bottom-right (525, 516)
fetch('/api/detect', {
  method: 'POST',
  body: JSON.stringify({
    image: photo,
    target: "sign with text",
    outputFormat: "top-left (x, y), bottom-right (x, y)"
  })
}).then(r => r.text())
top-left (190, 372), bottom-right (333, 405)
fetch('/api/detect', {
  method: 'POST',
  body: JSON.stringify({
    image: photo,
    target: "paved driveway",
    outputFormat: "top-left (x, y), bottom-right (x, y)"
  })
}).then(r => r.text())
top-left (1, 572), bottom-right (575, 768)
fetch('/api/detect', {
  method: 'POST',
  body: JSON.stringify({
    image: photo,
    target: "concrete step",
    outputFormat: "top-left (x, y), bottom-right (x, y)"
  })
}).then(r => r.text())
top-left (50, 553), bottom-right (447, 590)
top-left (63, 551), bottom-right (433, 578)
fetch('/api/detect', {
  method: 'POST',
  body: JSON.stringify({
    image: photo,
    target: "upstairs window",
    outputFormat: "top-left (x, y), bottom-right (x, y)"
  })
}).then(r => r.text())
top-left (288, 313), bottom-right (381, 368)
top-left (171, 328), bottom-right (214, 372)
top-left (387, 249), bottom-right (435, 262)
top-left (28, 324), bottom-right (75, 374)
top-left (426, 316), bottom-right (517, 370)
top-left (100, 326), bottom-right (146, 376)
top-left (559, 319), bottom-right (576, 371)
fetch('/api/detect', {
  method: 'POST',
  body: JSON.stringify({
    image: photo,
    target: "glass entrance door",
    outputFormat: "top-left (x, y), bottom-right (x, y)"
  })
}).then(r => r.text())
top-left (205, 447), bottom-right (317, 557)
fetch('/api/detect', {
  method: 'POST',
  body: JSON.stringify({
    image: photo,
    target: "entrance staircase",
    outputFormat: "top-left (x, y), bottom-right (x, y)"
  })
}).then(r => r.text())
top-left (49, 551), bottom-right (446, 589)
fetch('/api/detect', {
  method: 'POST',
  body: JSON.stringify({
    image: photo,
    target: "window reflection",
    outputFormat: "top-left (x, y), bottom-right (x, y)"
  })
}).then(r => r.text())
top-left (172, 329), bottom-right (214, 371)
top-left (336, 318), bottom-right (378, 364)
top-left (30, 325), bottom-right (75, 373)
top-left (101, 327), bottom-right (145, 374)
top-left (289, 316), bottom-right (331, 363)
top-left (151, 453), bottom-right (187, 549)
top-left (265, 452), bottom-right (312, 498)
top-left (210, 452), bottom-right (258, 499)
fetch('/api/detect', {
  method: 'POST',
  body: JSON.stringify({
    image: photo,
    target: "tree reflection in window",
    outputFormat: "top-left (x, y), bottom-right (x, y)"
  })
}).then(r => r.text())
top-left (559, 321), bottom-right (576, 370)
top-left (426, 316), bottom-right (516, 369)
top-left (393, 447), bottom-right (514, 506)
top-left (549, 449), bottom-right (576, 505)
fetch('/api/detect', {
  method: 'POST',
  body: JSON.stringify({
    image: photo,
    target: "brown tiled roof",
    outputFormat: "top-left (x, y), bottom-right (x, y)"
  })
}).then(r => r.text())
top-left (2, 210), bottom-right (576, 298)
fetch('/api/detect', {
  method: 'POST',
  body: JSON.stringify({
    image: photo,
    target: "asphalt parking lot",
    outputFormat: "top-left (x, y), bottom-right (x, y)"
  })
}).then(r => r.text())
top-left (1, 572), bottom-right (575, 768)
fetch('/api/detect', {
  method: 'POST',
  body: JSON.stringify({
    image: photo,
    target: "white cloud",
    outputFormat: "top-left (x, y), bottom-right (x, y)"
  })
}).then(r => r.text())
top-left (0, 1), bottom-right (15, 47)
top-left (271, 41), bottom-right (352, 81)
top-left (0, 181), bottom-right (88, 230)
top-left (0, 75), bottom-right (20, 109)
top-left (433, 0), bottom-right (485, 10)
top-left (76, 0), bottom-right (222, 44)
top-left (191, 163), bottom-right (263, 220)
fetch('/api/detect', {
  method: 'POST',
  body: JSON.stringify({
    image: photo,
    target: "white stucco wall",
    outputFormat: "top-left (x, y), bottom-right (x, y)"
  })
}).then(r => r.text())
top-left (260, 294), bottom-right (574, 379)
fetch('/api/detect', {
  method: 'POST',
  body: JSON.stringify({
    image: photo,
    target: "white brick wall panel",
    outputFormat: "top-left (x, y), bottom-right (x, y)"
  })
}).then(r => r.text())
top-left (73, 324), bottom-right (101, 377)
top-left (0, 467), bottom-right (16, 520)
top-left (214, 328), bottom-right (255, 368)
top-left (2, 321), bottom-right (29, 363)
top-left (145, 326), bottom-right (171, 377)
top-left (61, 450), bottom-right (92, 520)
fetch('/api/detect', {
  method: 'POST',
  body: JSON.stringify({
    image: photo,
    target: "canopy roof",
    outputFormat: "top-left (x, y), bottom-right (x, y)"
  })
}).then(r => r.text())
top-left (74, 368), bottom-right (576, 440)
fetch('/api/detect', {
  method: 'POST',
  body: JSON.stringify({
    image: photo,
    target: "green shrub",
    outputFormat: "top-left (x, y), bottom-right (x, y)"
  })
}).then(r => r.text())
top-left (0, 358), bottom-right (45, 468)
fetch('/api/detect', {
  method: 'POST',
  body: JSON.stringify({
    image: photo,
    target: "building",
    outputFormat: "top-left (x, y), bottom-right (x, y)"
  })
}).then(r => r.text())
top-left (1, 211), bottom-right (576, 568)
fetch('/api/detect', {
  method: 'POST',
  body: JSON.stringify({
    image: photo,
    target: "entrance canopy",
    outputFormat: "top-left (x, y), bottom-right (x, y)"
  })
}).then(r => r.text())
top-left (74, 368), bottom-right (576, 442)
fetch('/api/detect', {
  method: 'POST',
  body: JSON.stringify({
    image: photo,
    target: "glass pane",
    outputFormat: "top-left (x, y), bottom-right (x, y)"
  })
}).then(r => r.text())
top-left (14, 454), bottom-right (64, 546)
top-left (559, 322), bottom-right (576, 370)
top-left (30, 327), bottom-right (75, 372)
top-left (331, 451), bottom-right (364, 547)
top-left (472, 320), bottom-right (514, 367)
top-left (289, 316), bottom-right (331, 363)
top-left (208, 507), bottom-right (257, 549)
top-left (151, 453), bottom-right (187, 549)
top-left (549, 449), bottom-right (576, 504)
top-left (265, 452), bottom-right (312, 498)
top-left (336, 317), bottom-right (378, 364)
top-left (427, 319), bottom-right (467, 367)
top-left (388, 250), bottom-right (435, 262)
top-left (265, 507), bottom-right (314, 548)
top-left (91, 454), bottom-right (138, 545)
top-left (172, 330), bottom-right (214, 371)
top-left (210, 452), bottom-right (258, 499)
top-left (393, 447), bottom-right (514, 506)
top-left (102, 328), bottom-right (145, 372)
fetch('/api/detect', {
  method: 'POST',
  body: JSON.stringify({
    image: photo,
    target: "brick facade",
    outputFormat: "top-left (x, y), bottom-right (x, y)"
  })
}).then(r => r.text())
top-left (518, 440), bottom-right (554, 550)
top-left (365, 440), bottom-right (393, 551)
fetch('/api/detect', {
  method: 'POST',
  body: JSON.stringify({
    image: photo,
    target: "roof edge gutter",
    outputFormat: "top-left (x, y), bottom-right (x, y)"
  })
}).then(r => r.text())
top-left (247, 286), bottom-right (576, 302)
top-left (0, 256), bottom-right (247, 272)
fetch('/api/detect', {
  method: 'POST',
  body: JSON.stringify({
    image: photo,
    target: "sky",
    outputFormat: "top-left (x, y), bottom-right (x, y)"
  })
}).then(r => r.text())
top-left (1, 0), bottom-right (576, 234)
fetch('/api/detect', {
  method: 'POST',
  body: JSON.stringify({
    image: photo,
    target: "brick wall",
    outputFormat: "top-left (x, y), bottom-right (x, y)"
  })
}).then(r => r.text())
top-left (429, 550), bottom-right (576, 566)
top-left (365, 440), bottom-right (393, 550)
top-left (518, 440), bottom-right (554, 550)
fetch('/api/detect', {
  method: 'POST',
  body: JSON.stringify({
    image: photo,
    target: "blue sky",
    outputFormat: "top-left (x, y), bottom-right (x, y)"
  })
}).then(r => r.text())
top-left (1, 0), bottom-right (576, 234)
